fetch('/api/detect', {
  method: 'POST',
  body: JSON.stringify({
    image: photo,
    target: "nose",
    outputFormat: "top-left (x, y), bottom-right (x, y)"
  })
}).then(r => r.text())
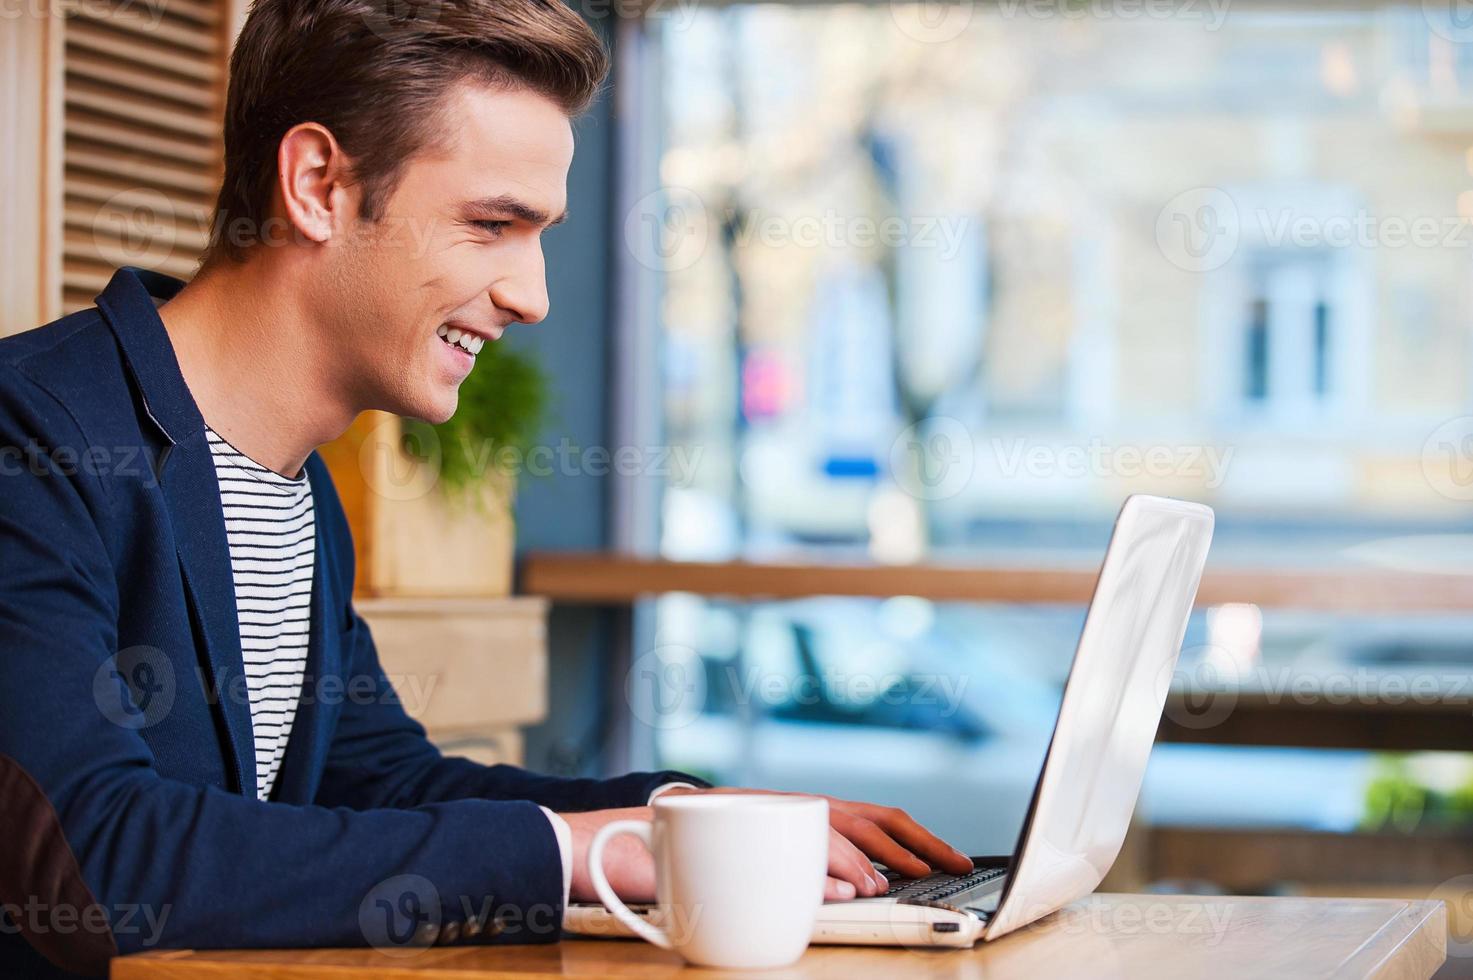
top-left (488, 242), bottom-right (550, 326)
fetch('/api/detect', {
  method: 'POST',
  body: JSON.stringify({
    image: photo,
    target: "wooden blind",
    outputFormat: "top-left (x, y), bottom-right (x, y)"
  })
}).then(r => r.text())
top-left (59, 0), bottom-right (226, 313)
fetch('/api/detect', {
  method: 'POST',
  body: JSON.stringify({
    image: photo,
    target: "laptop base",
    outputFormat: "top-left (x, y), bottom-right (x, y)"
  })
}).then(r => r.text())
top-left (563, 857), bottom-right (1007, 949)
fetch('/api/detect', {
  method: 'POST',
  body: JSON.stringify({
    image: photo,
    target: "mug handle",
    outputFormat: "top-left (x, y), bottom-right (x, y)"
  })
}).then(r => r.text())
top-left (586, 819), bottom-right (673, 950)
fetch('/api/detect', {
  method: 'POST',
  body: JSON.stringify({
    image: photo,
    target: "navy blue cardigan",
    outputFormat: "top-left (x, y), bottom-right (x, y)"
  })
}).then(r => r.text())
top-left (0, 268), bottom-right (702, 977)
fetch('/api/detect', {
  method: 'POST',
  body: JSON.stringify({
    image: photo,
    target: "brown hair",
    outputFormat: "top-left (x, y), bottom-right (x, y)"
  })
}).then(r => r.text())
top-left (204, 0), bottom-right (607, 263)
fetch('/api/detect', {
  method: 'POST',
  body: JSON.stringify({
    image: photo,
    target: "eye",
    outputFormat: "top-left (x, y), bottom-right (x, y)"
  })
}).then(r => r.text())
top-left (474, 220), bottom-right (512, 239)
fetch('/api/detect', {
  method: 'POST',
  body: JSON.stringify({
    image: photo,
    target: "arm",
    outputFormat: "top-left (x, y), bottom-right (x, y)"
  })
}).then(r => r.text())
top-left (308, 463), bottom-right (707, 815)
top-left (0, 372), bottom-right (562, 973)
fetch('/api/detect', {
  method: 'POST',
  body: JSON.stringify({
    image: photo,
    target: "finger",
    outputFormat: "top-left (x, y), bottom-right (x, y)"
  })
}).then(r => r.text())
top-left (596, 825), bottom-right (659, 904)
top-left (827, 828), bottom-right (885, 896)
top-left (859, 805), bottom-right (973, 875)
top-left (832, 811), bottom-right (931, 878)
top-left (824, 875), bottom-right (857, 902)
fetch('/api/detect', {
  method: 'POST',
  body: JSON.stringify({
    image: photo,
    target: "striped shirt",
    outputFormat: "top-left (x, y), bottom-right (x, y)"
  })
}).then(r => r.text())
top-left (205, 426), bottom-right (315, 801)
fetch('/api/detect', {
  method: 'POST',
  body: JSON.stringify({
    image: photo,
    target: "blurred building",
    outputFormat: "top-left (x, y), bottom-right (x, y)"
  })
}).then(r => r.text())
top-left (654, 9), bottom-right (1473, 563)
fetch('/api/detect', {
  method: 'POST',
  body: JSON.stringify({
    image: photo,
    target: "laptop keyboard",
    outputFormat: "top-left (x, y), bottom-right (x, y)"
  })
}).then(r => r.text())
top-left (880, 865), bottom-right (1007, 904)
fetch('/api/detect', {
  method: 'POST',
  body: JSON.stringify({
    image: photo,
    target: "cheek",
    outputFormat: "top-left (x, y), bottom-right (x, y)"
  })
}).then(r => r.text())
top-left (414, 235), bottom-right (492, 297)
top-left (340, 237), bottom-right (492, 360)
top-left (325, 236), bottom-right (395, 314)
top-left (346, 249), bottom-right (439, 348)
top-left (442, 246), bottom-right (497, 298)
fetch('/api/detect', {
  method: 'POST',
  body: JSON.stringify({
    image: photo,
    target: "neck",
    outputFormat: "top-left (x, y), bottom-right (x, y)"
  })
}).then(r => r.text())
top-left (158, 256), bottom-right (359, 477)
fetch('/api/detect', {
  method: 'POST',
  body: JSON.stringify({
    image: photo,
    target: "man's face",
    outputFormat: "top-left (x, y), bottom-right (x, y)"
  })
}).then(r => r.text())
top-left (325, 80), bottom-right (574, 423)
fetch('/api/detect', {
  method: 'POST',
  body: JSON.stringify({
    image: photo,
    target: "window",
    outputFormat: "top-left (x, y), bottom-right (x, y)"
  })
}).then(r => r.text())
top-left (1, 0), bottom-right (231, 336)
top-left (626, 4), bottom-right (1473, 855)
top-left (1241, 249), bottom-right (1336, 413)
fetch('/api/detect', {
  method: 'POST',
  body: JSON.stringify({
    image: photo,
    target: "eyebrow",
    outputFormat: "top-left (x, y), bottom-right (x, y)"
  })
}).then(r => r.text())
top-left (460, 194), bottom-right (568, 228)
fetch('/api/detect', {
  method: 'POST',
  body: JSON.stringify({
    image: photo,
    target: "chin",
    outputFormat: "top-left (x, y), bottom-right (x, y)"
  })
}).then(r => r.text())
top-left (377, 385), bottom-right (457, 426)
top-left (421, 404), bottom-right (457, 426)
top-left (417, 388), bottom-right (460, 425)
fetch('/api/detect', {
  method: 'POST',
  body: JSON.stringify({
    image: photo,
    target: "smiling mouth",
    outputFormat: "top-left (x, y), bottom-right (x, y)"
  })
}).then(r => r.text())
top-left (436, 323), bottom-right (486, 356)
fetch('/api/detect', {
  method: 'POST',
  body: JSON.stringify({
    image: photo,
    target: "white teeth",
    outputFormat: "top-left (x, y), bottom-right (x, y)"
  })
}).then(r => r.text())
top-left (436, 324), bottom-right (486, 356)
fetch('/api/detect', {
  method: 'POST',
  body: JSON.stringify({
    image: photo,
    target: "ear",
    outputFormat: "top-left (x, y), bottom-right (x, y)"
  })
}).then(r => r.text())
top-left (276, 122), bottom-right (355, 246)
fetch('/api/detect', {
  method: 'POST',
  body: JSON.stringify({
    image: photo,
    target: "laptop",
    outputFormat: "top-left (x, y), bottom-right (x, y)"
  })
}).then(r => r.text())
top-left (566, 494), bottom-right (1215, 948)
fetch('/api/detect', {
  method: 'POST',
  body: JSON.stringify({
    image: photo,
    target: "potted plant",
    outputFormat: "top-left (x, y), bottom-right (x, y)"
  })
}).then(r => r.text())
top-left (319, 342), bottom-right (547, 598)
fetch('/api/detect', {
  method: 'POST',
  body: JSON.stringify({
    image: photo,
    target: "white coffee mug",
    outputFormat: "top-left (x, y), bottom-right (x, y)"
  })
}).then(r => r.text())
top-left (586, 793), bottom-right (829, 969)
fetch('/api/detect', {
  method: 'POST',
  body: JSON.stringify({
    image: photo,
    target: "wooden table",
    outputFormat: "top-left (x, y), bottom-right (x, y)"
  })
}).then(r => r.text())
top-left (1158, 684), bottom-right (1473, 753)
top-left (519, 553), bottom-right (1473, 612)
top-left (113, 894), bottom-right (1447, 979)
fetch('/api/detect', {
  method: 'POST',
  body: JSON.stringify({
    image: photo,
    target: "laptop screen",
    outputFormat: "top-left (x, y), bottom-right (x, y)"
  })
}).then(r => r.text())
top-left (984, 495), bottom-right (1215, 940)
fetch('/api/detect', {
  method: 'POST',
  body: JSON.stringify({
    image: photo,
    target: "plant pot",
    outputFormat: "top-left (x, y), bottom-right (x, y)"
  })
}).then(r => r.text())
top-left (318, 411), bottom-right (514, 598)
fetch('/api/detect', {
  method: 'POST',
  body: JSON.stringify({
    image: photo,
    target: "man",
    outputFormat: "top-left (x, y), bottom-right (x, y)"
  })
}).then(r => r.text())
top-left (0, 0), bottom-right (971, 975)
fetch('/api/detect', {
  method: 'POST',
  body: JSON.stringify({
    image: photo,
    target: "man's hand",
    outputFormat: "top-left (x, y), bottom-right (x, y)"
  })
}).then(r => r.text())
top-left (562, 807), bottom-right (869, 903)
top-left (561, 791), bottom-right (971, 904)
top-left (561, 807), bottom-right (658, 904)
top-left (655, 787), bottom-right (972, 898)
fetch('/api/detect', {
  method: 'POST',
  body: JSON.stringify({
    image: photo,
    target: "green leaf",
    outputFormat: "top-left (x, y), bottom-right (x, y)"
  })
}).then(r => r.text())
top-left (400, 343), bottom-right (548, 501)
